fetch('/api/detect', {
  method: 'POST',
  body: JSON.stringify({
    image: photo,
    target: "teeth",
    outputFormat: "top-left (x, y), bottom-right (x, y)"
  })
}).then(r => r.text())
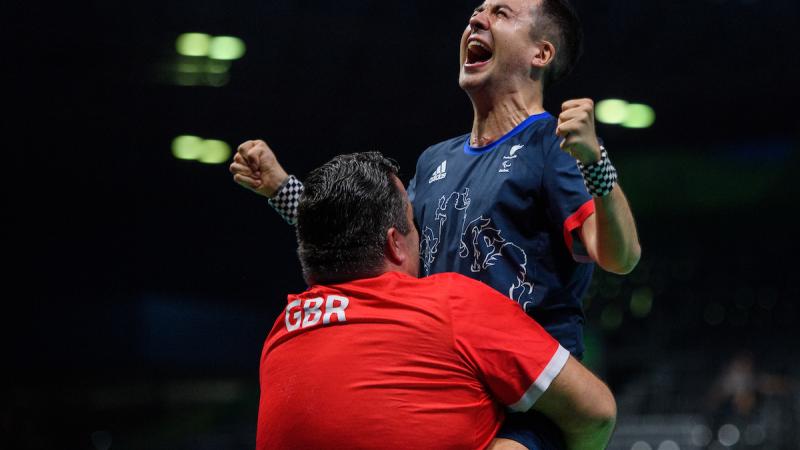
top-left (468, 40), bottom-right (489, 51)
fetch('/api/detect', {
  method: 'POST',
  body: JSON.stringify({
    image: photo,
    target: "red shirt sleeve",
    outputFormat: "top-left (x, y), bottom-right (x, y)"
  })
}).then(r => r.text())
top-left (446, 274), bottom-right (570, 412)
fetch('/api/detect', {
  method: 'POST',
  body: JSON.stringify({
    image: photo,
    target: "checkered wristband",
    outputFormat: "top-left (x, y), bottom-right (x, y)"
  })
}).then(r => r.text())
top-left (268, 175), bottom-right (304, 225)
top-left (577, 146), bottom-right (618, 197)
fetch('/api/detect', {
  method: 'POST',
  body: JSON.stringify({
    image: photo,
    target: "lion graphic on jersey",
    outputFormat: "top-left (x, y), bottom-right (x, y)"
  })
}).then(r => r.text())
top-left (420, 188), bottom-right (534, 306)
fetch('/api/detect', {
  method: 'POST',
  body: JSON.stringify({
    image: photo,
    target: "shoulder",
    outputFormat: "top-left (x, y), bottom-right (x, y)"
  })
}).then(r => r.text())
top-left (521, 115), bottom-right (559, 154)
top-left (418, 133), bottom-right (470, 162)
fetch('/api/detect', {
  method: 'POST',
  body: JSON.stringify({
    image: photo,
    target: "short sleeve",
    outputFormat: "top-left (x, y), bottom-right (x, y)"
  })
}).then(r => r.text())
top-left (541, 136), bottom-right (594, 262)
top-left (448, 275), bottom-right (570, 412)
top-left (407, 173), bottom-right (417, 203)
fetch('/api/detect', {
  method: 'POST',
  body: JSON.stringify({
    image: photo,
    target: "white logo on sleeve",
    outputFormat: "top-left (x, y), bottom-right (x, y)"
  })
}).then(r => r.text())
top-left (428, 160), bottom-right (447, 183)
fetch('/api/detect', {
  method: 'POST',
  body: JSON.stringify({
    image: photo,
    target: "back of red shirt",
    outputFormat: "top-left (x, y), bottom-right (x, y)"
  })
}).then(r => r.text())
top-left (257, 271), bottom-right (568, 450)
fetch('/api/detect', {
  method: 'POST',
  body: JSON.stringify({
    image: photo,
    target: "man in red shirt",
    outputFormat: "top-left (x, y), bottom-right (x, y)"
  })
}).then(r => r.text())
top-left (257, 152), bottom-right (615, 450)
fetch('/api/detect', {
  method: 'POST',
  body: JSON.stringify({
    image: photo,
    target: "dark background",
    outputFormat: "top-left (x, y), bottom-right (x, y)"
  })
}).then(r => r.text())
top-left (5, 0), bottom-right (800, 449)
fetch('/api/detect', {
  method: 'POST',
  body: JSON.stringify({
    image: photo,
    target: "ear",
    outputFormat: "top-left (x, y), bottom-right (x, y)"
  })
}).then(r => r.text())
top-left (530, 40), bottom-right (556, 70)
top-left (385, 227), bottom-right (408, 266)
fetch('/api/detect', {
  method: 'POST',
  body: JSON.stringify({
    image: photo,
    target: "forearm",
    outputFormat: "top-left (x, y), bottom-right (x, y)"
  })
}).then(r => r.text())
top-left (561, 416), bottom-right (616, 450)
top-left (533, 357), bottom-right (617, 450)
top-left (592, 184), bottom-right (640, 274)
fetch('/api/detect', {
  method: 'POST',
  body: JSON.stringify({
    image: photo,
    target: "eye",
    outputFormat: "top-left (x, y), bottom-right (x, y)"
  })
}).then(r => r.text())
top-left (496, 8), bottom-right (508, 18)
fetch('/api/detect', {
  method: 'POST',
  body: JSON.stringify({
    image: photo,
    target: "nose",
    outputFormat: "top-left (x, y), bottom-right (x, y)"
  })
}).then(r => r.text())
top-left (468, 10), bottom-right (489, 32)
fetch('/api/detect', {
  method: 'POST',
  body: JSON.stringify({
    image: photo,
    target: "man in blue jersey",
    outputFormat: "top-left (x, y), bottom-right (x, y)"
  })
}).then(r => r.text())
top-left (231, 0), bottom-right (640, 448)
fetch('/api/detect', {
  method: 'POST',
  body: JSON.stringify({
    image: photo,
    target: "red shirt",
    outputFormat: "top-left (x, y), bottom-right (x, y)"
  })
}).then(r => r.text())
top-left (257, 271), bottom-right (569, 450)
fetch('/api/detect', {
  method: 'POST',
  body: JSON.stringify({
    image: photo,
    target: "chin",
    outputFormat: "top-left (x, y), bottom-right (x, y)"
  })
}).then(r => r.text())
top-left (458, 72), bottom-right (487, 93)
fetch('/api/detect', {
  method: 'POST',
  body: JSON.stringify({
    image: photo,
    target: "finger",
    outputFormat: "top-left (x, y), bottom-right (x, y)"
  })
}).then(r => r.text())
top-left (234, 173), bottom-right (262, 189)
top-left (237, 140), bottom-right (257, 154)
top-left (561, 98), bottom-right (593, 112)
top-left (245, 148), bottom-right (265, 169)
top-left (558, 107), bottom-right (590, 124)
top-left (234, 153), bottom-right (260, 175)
top-left (230, 161), bottom-right (257, 176)
top-left (556, 118), bottom-right (582, 137)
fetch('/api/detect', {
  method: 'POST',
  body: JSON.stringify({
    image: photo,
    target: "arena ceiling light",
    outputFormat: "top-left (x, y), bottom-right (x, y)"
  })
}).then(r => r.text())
top-left (175, 33), bottom-right (246, 61)
top-left (176, 33), bottom-right (212, 57)
top-left (208, 36), bottom-right (247, 61)
top-left (596, 99), bottom-right (656, 129)
top-left (171, 135), bottom-right (232, 165)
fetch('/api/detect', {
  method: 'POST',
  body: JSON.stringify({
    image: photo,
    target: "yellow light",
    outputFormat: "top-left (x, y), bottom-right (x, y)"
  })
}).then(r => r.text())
top-left (172, 135), bottom-right (204, 160)
top-left (596, 99), bottom-right (629, 125)
top-left (622, 104), bottom-right (656, 129)
top-left (198, 140), bottom-right (232, 164)
top-left (208, 36), bottom-right (246, 60)
top-left (176, 33), bottom-right (211, 57)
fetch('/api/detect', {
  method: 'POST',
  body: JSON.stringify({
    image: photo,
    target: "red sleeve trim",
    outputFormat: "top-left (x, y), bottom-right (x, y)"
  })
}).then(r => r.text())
top-left (562, 199), bottom-right (595, 253)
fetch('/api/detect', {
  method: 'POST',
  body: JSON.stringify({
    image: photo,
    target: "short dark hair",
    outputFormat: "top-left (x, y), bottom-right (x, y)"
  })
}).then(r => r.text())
top-left (296, 152), bottom-right (410, 284)
top-left (531, 0), bottom-right (584, 88)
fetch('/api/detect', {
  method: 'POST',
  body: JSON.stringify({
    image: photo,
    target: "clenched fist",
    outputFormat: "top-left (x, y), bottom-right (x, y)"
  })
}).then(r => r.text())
top-left (555, 98), bottom-right (602, 165)
top-left (229, 140), bottom-right (289, 198)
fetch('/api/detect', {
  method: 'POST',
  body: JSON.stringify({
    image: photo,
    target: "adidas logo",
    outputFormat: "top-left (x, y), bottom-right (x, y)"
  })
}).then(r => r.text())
top-left (428, 160), bottom-right (447, 184)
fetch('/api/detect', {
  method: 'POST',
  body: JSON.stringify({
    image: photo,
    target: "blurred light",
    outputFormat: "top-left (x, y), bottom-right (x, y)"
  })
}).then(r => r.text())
top-left (90, 431), bottom-right (112, 450)
top-left (198, 140), bottom-right (232, 164)
top-left (690, 424), bottom-right (713, 447)
top-left (631, 442), bottom-right (652, 450)
top-left (622, 104), bottom-right (656, 129)
top-left (176, 61), bottom-right (204, 73)
top-left (704, 302), bottom-right (725, 326)
top-left (744, 424), bottom-right (766, 446)
top-left (206, 72), bottom-right (231, 87)
top-left (172, 135), bottom-right (205, 160)
top-left (172, 136), bottom-right (232, 164)
top-left (718, 424), bottom-right (740, 446)
top-left (176, 33), bottom-right (211, 57)
top-left (601, 304), bottom-right (623, 330)
top-left (208, 36), bottom-right (246, 60)
top-left (596, 99), bottom-right (629, 124)
top-left (630, 287), bottom-right (654, 318)
top-left (657, 441), bottom-right (680, 450)
top-left (207, 60), bottom-right (232, 74)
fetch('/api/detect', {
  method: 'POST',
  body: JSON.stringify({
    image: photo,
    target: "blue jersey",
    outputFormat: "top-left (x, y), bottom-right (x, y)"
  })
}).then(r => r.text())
top-left (407, 112), bottom-right (595, 356)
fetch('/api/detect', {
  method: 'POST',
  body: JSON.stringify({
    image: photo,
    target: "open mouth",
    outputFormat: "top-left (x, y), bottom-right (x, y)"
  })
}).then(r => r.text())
top-left (465, 40), bottom-right (493, 66)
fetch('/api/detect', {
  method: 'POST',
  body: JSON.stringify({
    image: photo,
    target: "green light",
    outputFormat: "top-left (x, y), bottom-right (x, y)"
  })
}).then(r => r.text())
top-left (630, 287), bottom-right (654, 318)
top-left (596, 99), bottom-right (629, 125)
top-left (175, 61), bottom-right (204, 74)
top-left (208, 36), bottom-right (246, 60)
top-left (198, 140), bottom-right (232, 164)
top-left (206, 72), bottom-right (230, 88)
top-left (176, 33), bottom-right (211, 57)
top-left (600, 304), bottom-right (623, 330)
top-left (206, 60), bottom-right (231, 74)
top-left (622, 104), bottom-right (656, 129)
top-left (172, 135), bottom-right (204, 160)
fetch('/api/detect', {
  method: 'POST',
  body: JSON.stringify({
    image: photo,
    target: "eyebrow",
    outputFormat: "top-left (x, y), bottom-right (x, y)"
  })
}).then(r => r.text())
top-left (473, 3), bottom-right (515, 14)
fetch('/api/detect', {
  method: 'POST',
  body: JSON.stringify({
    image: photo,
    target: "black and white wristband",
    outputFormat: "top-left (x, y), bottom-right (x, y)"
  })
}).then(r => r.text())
top-left (576, 146), bottom-right (618, 197)
top-left (268, 175), bottom-right (304, 225)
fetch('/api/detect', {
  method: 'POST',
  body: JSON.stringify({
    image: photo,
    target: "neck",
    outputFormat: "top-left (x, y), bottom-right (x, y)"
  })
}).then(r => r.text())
top-left (467, 87), bottom-right (545, 148)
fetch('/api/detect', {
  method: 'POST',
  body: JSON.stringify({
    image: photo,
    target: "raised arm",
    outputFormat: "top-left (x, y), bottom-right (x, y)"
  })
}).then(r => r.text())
top-left (230, 140), bottom-right (290, 198)
top-left (556, 98), bottom-right (641, 274)
top-left (230, 139), bottom-right (303, 224)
